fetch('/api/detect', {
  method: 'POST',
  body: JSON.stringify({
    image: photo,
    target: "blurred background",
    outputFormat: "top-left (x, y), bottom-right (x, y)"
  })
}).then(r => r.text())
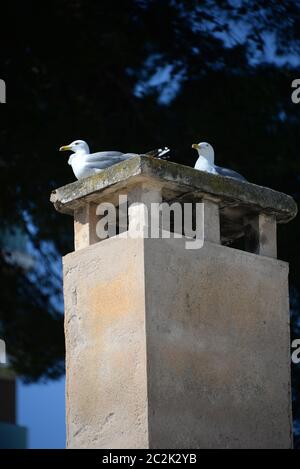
top-left (0, 0), bottom-right (299, 448)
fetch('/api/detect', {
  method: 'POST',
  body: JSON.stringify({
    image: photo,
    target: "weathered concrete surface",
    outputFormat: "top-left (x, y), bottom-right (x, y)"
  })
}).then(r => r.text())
top-left (245, 213), bottom-right (277, 258)
top-left (145, 238), bottom-right (292, 449)
top-left (63, 235), bottom-right (292, 449)
top-left (63, 237), bottom-right (148, 449)
top-left (50, 156), bottom-right (297, 223)
top-left (74, 203), bottom-right (99, 251)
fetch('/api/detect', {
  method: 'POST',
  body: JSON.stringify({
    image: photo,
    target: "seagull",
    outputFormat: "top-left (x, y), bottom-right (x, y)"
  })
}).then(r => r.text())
top-left (59, 140), bottom-right (170, 180)
top-left (191, 142), bottom-right (246, 181)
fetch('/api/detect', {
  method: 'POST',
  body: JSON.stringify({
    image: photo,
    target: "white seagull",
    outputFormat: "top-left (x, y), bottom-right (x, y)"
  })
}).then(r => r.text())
top-left (59, 140), bottom-right (170, 180)
top-left (191, 142), bottom-right (246, 182)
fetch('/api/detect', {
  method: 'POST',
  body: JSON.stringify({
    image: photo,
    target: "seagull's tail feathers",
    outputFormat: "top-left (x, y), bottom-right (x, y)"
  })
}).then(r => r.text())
top-left (145, 147), bottom-right (170, 160)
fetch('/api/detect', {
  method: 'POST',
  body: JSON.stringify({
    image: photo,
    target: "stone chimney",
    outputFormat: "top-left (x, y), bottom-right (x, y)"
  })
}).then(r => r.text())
top-left (51, 156), bottom-right (297, 449)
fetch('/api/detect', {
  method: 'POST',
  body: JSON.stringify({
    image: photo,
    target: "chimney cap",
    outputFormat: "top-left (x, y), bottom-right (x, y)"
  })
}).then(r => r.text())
top-left (50, 155), bottom-right (297, 223)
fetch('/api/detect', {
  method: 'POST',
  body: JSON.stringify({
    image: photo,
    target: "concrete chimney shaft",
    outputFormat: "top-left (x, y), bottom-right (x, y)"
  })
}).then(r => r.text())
top-left (51, 156), bottom-right (297, 448)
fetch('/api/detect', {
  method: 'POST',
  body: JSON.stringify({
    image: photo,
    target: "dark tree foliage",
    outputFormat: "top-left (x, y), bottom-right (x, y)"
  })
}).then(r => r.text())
top-left (0, 0), bottom-right (300, 444)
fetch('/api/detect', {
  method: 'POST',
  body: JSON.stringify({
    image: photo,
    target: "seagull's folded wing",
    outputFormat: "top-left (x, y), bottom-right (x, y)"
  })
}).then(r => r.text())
top-left (84, 151), bottom-right (124, 163)
top-left (215, 166), bottom-right (246, 182)
top-left (84, 151), bottom-right (137, 170)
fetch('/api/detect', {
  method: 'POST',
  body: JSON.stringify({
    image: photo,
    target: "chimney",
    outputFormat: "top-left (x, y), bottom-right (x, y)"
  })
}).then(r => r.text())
top-left (51, 156), bottom-right (297, 449)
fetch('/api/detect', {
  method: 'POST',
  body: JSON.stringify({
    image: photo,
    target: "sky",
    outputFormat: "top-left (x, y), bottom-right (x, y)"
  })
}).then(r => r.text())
top-left (17, 377), bottom-right (65, 448)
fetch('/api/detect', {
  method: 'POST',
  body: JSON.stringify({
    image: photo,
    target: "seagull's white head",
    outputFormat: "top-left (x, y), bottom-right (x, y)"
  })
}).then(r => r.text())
top-left (191, 142), bottom-right (214, 164)
top-left (59, 139), bottom-right (90, 154)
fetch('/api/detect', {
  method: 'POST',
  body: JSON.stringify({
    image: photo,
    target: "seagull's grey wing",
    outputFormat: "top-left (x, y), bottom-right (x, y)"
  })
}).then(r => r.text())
top-left (95, 153), bottom-right (138, 167)
top-left (119, 152), bottom-right (140, 160)
top-left (84, 152), bottom-right (137, 170)
top-left (215, 165), bottom-right (247, 182)
top-left (84, 151), bottom-right (124, 163)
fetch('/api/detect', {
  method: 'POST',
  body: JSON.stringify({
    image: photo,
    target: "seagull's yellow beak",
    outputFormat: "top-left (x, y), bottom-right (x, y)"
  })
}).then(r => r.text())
top-left (192, 143), bottom-right (199, 150)
top-left (59, 145), bottom-right (72, 152)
